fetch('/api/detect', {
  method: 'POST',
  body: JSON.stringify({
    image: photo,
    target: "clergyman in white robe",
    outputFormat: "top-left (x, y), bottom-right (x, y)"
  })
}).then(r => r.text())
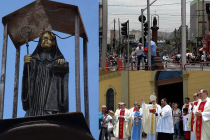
top-left (193, 97), bottom-right (210, 140)
top-left (156, 104), bottom-right (174, 140)
top-left (113, 108), bottom-right (131, 140)
top-left (141, 102), bottom-right (161, 140)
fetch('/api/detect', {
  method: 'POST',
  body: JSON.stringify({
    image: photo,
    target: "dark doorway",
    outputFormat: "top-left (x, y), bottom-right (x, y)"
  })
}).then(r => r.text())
top-left (158, 82), bottom-right (183, 110)
top-left (106, 88), bottom-right (114, 111)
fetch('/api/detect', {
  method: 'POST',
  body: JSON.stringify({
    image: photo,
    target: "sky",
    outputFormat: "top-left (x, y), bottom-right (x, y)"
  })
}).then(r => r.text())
top-left (108, 0), bottom-right (192, 33)
top-left (0, 0), bottom-right (98, 139)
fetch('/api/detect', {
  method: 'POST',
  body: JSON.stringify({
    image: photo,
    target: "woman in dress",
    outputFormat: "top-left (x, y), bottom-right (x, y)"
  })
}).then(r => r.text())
top-left (131, 105), bottom-right (143, 140)
top-left (172, 103), bottom-right (182, 139)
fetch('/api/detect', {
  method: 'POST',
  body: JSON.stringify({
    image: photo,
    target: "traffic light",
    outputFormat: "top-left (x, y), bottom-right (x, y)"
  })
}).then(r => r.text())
top-left (206, 3), bottom-right (210, 14)
top-left (143, 22), bottom-right (148, 36)
top-left (138, 15), bottom-right (146, 23)
top-left (139, 37), bottom-right (146, 43)
top-left (165, 41), bottom-right (170, 44)
top-left (121, 21), bottom-right (128, 37)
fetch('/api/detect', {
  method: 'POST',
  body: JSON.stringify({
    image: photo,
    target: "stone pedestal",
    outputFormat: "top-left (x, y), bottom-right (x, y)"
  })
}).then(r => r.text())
top-left (0, 113), bottom-right (94, 140)
top-left (151, 20), bottom-right (164, 70)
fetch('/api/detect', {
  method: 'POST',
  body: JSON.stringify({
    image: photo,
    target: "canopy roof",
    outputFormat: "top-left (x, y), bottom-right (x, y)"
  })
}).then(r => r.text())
top-left (2, 0), bottom-right (88, 48)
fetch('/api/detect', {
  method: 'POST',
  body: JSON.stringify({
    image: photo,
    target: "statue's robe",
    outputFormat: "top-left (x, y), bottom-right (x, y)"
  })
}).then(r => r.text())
top-left (22, 39), bottom-right (69, 117)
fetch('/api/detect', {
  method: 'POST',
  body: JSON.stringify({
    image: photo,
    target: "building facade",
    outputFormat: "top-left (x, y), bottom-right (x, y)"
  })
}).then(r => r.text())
top-left (99, 71), bottom-right (210, 111)
top-left (190, 0), bottom-right (210, 53)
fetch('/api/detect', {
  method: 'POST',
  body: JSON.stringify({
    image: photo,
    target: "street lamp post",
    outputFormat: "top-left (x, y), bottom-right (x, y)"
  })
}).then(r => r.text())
top-left (141, 0), bottom-right (157, 70)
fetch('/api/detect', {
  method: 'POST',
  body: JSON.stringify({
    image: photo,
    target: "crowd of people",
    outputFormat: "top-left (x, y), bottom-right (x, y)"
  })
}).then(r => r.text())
top-left (172, 52), bottom-right (210, 64)
top-left (99, 89), bottom-right (210, 140)
top-left (132, 41), bottom-right (156, 70)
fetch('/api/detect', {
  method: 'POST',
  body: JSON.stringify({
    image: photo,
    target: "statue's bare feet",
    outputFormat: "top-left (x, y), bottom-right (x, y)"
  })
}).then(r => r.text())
top-left (58, 59), bottom-right (66, 65)
top-left (24, 55), bottom-right (32, 64)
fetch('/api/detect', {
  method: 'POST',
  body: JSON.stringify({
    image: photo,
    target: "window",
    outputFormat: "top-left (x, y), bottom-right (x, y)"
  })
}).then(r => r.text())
top-left (106, 88), bottom-right (114, 111)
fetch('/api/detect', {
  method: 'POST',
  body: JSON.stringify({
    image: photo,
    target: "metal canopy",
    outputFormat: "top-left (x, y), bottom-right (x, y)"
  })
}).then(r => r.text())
top-left (2, 0), bottom-right (88, 48)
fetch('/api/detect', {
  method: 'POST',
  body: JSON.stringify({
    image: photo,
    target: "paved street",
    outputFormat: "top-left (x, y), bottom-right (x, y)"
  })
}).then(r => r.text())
top-left (99, 131), bottom-right (185, 140)
top-left (125, 61), bottom-right (210, 71)
top-left (110, 135), bottom-right (185, 140)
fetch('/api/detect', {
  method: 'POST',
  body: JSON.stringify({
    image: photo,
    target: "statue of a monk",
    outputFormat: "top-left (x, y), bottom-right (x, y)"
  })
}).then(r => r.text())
top-left (21, 31), bottom-right (69, 117)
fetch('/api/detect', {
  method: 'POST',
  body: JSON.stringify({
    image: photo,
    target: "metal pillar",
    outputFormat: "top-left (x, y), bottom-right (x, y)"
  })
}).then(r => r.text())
top-left (75, 15), bottom-right (81, 112)
top-left (141, 9), bottom-right (145, 67)
top-left (101, 0), bottom-right (108, 70)
top-left (202, 0), bottom-right (206, 59)
top-left (127, 21), bottom-right (130, 70)
top-left (147, 0), bottom-right (151, 68)
top-left (118, 18), bottom-right (121, 58)
top-left (0, 23), bottom-right (8, 119)
top-left (114, 19), bottom-right (115, 56)
top-left (182, 0), bottom-right (186, 66)
top-left (141, 9), bottom-right (144, 47)
top-left (12, 47), bottom-right (20, 118)
top-left (83, 39), bottom-right (89, 127)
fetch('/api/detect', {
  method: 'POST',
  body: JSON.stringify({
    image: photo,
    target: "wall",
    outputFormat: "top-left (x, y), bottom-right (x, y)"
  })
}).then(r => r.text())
top-left (187, 71), bottom-right (210, 99)
top-left (99, 75), bottom-right (121, 112)
top-left (129, 71), bottom-right (152, 108)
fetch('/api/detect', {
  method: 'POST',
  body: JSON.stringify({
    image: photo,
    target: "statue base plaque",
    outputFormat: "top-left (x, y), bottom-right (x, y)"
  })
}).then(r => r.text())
top-left (0, 113), bottom-right (94, 140)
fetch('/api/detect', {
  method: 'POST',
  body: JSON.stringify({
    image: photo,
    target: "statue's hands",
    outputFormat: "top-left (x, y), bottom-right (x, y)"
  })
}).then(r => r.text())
top-left (57, 59), bottom-right (66, 65)
top-left (24, 55), bottom-right (32, 64)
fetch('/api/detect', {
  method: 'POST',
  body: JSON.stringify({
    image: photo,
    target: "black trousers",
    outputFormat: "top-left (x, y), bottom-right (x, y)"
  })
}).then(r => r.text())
top-left (157, 132), bottom-right (173, 140)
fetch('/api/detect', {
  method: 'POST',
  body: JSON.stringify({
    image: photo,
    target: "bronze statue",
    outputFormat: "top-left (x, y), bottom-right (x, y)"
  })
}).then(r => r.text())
top-left (22, 31), bottom-right (69, 117)
top-left (153, 17), bottom-right (157, 27)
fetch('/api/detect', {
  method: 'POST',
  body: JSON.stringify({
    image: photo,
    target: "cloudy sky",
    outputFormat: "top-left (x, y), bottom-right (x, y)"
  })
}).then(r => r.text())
top-left (108, 0), bottom-right (192, 33)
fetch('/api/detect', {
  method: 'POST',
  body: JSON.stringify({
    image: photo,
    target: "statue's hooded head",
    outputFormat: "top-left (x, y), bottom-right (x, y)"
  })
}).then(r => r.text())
top-left (32, 31), bottom-right (63, 60)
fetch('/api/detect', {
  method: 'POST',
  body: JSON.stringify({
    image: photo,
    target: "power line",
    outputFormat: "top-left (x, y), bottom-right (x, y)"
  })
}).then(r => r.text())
top-left (108, 1), bottom-right (192, 7)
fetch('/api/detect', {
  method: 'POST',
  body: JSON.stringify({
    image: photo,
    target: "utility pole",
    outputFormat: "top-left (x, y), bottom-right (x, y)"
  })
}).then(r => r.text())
top-left (118, 18), bottom-right (121, 58)
top-left (114, 19), bottom-right (116, 56)
top-left (147, 0), bottom-right (151, 68)
top-left (101, 0), bottom-right (108, 70)
top-left (127, 21), bottom-right (130, 69)
top-left (141, 9), bottom-right (145, 67)
top-left (202, 0), bottom-right (206, 59)
top-left (181, 0), bottom-right (186, 66)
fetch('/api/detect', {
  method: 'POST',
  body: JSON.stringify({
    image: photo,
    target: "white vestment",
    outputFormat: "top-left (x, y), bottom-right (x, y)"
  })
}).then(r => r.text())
top-left (142, 102), bottom-right (161, 140)
top-left (193, 98), bottom-right (210, 140)
top-left (113, 109), bottom-right (121, 123)
top-left (187, 99), bottom-right (201, 140)
top-left (113, 108), bottom-right (131, 140)
top-left (183, 114), bottom-right (190, 131)
top-left (156, 104), bottom-right (174, 134)
top-left (182, 103), bottom-right (192, 114)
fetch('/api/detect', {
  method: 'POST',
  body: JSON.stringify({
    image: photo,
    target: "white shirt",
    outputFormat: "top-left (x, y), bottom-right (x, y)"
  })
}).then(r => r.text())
top-left (135, 47), bottom-right (144, 56)
top-left (201, 55), bottom-right (204, 60)
top-left (132, 56), bottom-right (136, 62)
top-left (156, 104), bottom-right (174, 133)
top-left (103, 115), bottom-right (112, 126)
top-left (183, 114), bottom-right (190, 131)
